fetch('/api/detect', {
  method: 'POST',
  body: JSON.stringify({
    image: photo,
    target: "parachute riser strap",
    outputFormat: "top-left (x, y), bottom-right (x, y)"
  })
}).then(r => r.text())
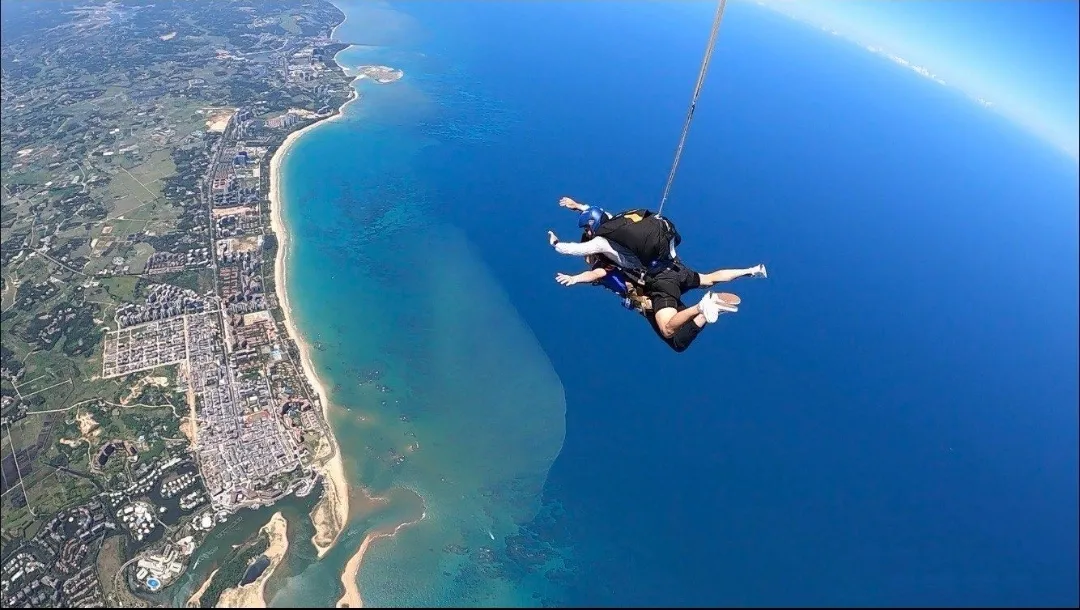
top-left (657, 0), bottom-right (728, 217)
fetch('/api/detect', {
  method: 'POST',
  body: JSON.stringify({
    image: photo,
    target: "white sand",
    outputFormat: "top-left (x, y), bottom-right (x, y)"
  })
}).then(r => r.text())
top-left (215, 512), bottom-right (289, 608)
top-left (335, 512), bottom-right (426, 608)
top-left (267, 82), bottom-right (360, 558)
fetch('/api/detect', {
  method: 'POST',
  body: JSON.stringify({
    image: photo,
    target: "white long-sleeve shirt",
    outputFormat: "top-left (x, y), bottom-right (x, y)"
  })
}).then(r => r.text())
top-left (554, 235), bottom-right (644, 273)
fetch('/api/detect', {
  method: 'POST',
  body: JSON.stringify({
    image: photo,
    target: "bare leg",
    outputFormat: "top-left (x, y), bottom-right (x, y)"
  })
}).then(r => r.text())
top-left (654, 304), bottom-right (702, 339)
top-left (698, 264), bottom-right (765, 287)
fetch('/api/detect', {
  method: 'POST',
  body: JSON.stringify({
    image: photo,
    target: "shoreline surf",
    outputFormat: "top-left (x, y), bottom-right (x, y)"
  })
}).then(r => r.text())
top-left (267, 59), bottom-right (363, 557)
top-left (266, 5), bottom-right (429, 605)
top-left (336, 511), bottom-right (427, 608)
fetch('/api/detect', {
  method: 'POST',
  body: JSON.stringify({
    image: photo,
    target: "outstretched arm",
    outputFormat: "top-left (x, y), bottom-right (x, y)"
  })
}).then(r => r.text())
top-left (548, 230), bottom-right (613, 258)
top-left (559, 196), bottom-right (590, 213)
top-left (555, 267), bottom-right (607, 287)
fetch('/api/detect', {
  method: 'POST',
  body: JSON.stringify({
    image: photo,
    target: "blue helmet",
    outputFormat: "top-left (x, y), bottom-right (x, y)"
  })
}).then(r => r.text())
top-left (577, 207), bottom-right (606, 233)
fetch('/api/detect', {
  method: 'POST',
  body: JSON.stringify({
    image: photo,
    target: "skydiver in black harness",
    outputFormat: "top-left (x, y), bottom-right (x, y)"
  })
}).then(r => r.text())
top-left (550, 196), bottom-right (766, 352)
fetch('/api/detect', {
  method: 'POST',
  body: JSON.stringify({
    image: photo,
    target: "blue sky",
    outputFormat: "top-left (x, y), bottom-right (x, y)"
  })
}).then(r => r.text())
top-left (742, 0), bottom-right (1080, 160)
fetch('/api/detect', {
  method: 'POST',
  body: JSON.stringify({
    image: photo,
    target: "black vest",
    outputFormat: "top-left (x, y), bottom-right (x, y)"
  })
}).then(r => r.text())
top-left (594, 209), bottom-right (681, 267)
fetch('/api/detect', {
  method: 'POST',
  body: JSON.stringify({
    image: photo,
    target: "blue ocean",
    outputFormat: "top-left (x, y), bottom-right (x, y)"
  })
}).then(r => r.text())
top-left (261, 1), bottom-right (1079, 607)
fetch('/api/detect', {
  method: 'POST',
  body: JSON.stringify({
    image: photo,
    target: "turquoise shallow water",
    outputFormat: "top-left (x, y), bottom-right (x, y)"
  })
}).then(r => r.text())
top-left (263, 3), bottom-right (569, 606)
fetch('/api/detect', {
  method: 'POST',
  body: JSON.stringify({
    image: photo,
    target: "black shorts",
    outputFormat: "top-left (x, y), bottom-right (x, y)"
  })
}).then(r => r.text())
top-left (645, 299), bottom-right (704, 353)
top-left (645, 262), bottom-right (701, 312)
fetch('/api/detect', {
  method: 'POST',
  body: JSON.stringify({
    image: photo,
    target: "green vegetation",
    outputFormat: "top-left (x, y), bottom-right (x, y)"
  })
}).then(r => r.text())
top-left (1, 0), bottom-right (353, 576)
top-left (96, 536), bottom-right (131, 605)
top-left (0, 409), bottom-right (98, 543)
top-left (4, 416), bottom-right (45, 454)
top-left (278, 14), bottom-right (302, 35)
top-left (98, 277), bottom-right (140, 307)
top-left (199, 529), bottom-right (271, 608)
top-left (271, 308), bottom-right (286, 326)
top-left (301, 435), bottom-right (321, 458)
top-left (0, 502), bottom-right (35, 548)
top-left (138, 268), bottom-right (215, 295)
top-left (89, 399), bottom-right (182, 466)
top-left (25, 467), bottom-right (98, 517)
top-left (0, 501), bottom-right (40, 549)
top-left (16, 346), bottom-right (116, 413)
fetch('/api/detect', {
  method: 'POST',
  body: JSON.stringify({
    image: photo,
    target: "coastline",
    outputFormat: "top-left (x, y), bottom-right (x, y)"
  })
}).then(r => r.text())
top-left (335, 512), bottom-right (426, 608)
top-left (216, 512), bottom-right (290, 608)
top-left (267, 4), bottom-right (409, 561)
top-left (329, 3), bottom-right (348, 43)
top-left (185, 567), bottom-right (219, 608)
top-left (267, 61), bottom-right (363, 557)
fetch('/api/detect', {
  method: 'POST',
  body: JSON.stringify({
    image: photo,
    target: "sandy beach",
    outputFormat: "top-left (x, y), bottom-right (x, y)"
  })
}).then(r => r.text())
top-left (267, 84), bottom-right (360, 558)
top-left (216, 512), bottom-right (290, 608)
top-left (336, 512), bottom-right (426, 608)
top-left (186, 567), bottom-right (219, 608)
top-left (268, 13), bottom-right (413, 591)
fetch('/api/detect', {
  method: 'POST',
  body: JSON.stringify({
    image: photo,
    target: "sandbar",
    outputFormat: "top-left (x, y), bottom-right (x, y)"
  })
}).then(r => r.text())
top-left (186, 567), bottom-right (219, 607)
top-left (335, 512), bottom-right (425, 608)
top-left (216, 511), bottom-right (289, 608)
top-left (355, 65), bottom-right (404, 84)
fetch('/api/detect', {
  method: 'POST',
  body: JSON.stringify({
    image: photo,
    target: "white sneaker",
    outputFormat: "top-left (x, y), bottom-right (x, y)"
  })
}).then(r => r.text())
top-left (698, 291), bottom-right (720, 324)
top-left (715, 293), bottom-right (740, 313)
top-left (753, 264), bottom-right (768, 279)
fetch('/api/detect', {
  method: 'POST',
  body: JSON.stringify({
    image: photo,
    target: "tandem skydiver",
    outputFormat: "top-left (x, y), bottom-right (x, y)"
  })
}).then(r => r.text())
top-left (547, 198), bottom-right (646, 275)
top-left (553, 253), bottom-right (742, 353)
top-left (548, 196), bottom-right (767, 352)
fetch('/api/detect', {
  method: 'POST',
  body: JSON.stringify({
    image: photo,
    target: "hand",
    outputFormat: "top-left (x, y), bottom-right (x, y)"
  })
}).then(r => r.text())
top-left (555, 273), bottom-right (577, 286)
top-left (548, 230), bottom-right (559, 246)
top-left (558, 196), bottom-right (580, 210)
